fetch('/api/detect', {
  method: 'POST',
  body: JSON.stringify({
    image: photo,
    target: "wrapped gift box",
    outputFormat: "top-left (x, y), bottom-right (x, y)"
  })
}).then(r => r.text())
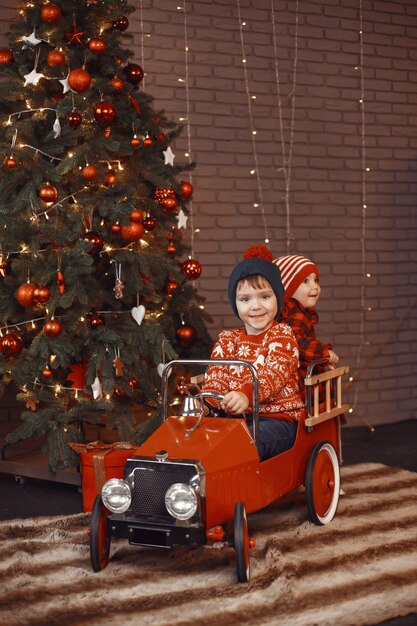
top-left (69, 441), bottom-right (139, 512)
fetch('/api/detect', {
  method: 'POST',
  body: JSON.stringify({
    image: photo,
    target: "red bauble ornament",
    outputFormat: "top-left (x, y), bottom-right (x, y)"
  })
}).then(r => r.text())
top-left (67, 110), bottom-right (82, 128)
top-left (33, 285), bottom-right (50, 304)
top-left (93, 101), bottom-right (116, 125)
top-left (87, 311), bottom-right (105, 327)
top-left (111, 223), bottom-right (121, 233)
top-left (180, 180), bottom-right (194, 199)
top-left (120, 222), bottom-right (144, 242)
top-left (130, 209), bottom-right (143, 223)
top-left (167, 242), bottom-right (176, 254)
top-left (41, 2), bottom-right (61, 24)
top-left (68, 68), bottom-right (92, 93)
top-left (83, 231), bottom-right (103, 253)
top-left (114, 16), bottom-right (129, 31)
top-left (105, 169), bottom-right (116, 186)
top-left (81, 164), bottom-right (98, 181)
top-left (143, 136), bottom-right (153, 147)
top-left (123, 63), bottom-right (144, 85)
top-left (0, 333), bottom-right (23, 358)
top-left (47, 49), bottom-right (65, 67)
top-left (44, 319), bottom-right (63, 338)
top-left (155, 133), bottom-right (165, 142)
top-left (162, 197), bottom-right (178, 213)
top-left (110, 76), bottom-right (124, 93)
top-left (39, 182), bottom-right (58, 203)
top-left (16, 282), bottom-right (36, 306)
top-left (176, 324), bottom-right (197, 347)
top-left (181, 258), bottom-right (203, 281)
top-left (131, 135), bottom-right (141, 147)
top-left (154, 187), bottom-right (175, 204)
top-left (88, 37), bottom-right (106, 54)
top-left (166, 279), bottom-right (179, 296)
top-left (4, 155), bottom-right (17, 168)
top-left (175, 375), bottom-right (190, 395)
top-left (142, 216), bottom-right (156, 231)
top-left (0, 48), bottom-right (13, 64)
top-left (42, 366), bottom-right (53, 378)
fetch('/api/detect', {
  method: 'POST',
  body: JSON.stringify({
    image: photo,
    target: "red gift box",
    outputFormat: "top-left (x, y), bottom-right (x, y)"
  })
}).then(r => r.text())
top-left (69, 441), bottom-right (139, 512)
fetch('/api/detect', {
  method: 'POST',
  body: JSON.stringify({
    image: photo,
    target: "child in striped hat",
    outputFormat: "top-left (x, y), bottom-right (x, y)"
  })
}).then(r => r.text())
top-left (273, 254), bottom-right (339, 381)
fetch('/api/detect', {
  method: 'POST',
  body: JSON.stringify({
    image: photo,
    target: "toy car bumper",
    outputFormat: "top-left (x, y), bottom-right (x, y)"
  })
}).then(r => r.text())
top-left (108, 515), bottom-right (206, 548)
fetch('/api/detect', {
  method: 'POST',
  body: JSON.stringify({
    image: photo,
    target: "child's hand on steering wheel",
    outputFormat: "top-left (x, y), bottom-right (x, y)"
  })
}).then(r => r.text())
top-left (221, 391), bottom-right (249, 414)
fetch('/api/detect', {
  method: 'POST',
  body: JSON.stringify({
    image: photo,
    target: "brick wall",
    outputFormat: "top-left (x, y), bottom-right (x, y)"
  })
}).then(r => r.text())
top-left (1, 0), bottom-right (416, 428)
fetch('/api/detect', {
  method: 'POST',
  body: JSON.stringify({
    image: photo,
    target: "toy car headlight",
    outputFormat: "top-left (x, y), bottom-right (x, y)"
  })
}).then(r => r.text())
top-left (165, 483), bottom-right (198, 520)
top-left (101, 478), bottom-right (131, 513)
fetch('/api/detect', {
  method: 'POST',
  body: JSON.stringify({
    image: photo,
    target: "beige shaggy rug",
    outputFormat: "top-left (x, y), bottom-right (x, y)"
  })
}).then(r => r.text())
top-left (0, 462), bottom-right (417, 626)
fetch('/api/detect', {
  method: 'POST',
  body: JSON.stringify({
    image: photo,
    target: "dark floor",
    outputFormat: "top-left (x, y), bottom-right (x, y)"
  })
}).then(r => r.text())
top-left (0, 420), bottom-right (416, 626)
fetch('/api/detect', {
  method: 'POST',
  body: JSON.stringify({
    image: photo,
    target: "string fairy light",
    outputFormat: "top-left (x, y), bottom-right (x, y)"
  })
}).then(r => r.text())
top-left (138, 0), bottom-right (146, 89)
top-left (178, 1), bottom-right (197, 256)
top-left (236, 0), bottom-right (270, 244)
top-left (350, 0), bottom-right (368, 420)
top-left (271, 0), bottom-right (300, 253)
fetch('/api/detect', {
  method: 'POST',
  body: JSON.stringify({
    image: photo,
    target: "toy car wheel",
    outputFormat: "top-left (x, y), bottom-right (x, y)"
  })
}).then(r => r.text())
top-left (90, 494), bottom-right (111, 572)
top-left (305, 440), bottom-right (340, 526)
top-left (234, 501), bottom-right (250, 583)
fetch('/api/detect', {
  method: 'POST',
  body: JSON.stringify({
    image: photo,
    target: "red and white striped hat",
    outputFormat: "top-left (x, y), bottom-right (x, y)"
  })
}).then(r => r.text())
top-left (273, 254), bottom-right (319, 300)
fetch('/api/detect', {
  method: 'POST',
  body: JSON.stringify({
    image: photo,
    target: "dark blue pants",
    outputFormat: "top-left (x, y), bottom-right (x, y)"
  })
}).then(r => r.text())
top-left (245, 417), bottom-right (298, 461)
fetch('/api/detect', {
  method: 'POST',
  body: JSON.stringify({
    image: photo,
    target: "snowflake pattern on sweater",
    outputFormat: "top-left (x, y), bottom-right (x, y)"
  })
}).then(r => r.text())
top-left (203, 321), bottom-right (305, 421)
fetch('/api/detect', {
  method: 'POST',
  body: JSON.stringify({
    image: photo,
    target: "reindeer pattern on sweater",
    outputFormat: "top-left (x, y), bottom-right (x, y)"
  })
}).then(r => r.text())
top-left (204, 320), bottom-right (305, 421)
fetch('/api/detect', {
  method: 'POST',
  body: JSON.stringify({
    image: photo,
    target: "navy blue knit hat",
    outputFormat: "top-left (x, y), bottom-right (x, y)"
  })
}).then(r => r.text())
top-left (227, 257), bottom-right (285, 319)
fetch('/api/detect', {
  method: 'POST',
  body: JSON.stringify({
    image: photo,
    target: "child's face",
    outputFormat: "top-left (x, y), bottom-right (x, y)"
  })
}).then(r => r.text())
top-left (292, 272), bottom-right (321, 308)
top-left (236, 277), bottom-right (278, 335)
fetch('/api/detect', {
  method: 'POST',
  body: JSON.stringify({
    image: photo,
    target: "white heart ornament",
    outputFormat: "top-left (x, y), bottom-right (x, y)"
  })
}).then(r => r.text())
top-left (157, 363), bottom-right (172, 378)
top-left (131, 305), bottom-right (145, 326)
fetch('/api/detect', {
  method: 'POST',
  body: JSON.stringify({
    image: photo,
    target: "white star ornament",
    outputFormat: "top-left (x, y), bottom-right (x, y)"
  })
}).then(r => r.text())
top-left (176, 209), bottom-right (188, 229)
top-left (23, 68), bottom-right (43, 86)
top-left (163, 146), bottom-right (175, 166)
top-left (22, 30), bottom-right (43, 46)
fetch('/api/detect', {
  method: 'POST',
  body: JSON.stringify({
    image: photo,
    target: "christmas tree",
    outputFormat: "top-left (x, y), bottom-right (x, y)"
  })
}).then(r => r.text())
top-left (0, 0), bottom-right (212, 472)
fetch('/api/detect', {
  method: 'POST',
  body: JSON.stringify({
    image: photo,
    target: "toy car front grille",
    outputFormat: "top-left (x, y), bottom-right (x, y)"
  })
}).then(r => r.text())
top-left (131, 462), bottom-right (197, 519)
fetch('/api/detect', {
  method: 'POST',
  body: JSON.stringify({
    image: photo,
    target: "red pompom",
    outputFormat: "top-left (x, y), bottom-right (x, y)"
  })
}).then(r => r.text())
top-left (243, 244), bottom-right (273, 262)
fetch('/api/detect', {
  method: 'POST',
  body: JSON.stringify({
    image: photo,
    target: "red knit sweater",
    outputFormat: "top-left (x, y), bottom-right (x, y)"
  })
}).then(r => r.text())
top-left (203, 320), bottom-right (305, 421)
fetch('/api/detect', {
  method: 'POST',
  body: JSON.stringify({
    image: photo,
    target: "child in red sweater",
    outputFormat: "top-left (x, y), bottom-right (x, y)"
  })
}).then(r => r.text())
top-left (273, 254), bottom-right (339, 381)
top-left (203, 254), bottom-right (305, 461)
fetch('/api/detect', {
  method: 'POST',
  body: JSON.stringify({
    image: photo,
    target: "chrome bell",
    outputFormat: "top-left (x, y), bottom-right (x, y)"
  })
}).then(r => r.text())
top-left (181, 395), bottom-right (203, 417)
top-left (180, 384), bottom-right (204, 417)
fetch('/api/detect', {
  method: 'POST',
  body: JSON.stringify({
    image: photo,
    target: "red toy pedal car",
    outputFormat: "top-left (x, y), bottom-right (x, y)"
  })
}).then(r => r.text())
top-left (89, 358), bottom-right (349, 582)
